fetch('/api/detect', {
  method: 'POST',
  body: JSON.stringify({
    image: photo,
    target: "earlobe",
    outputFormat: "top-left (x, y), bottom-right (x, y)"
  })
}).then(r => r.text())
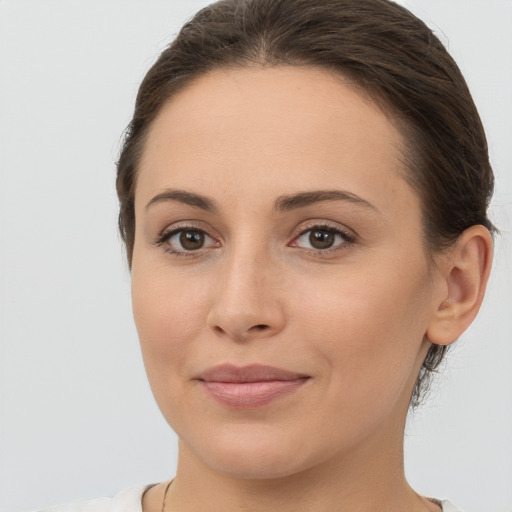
top-left (427, 225), bottom-right (493, 346)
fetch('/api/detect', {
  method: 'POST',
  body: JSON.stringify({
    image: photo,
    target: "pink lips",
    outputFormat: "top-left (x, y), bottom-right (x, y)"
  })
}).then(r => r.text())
top-left (196, 364), bottom-right (310, 409)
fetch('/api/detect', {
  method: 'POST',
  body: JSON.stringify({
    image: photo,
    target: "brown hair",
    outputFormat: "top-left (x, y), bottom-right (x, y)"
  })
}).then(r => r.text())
top-left (116, 0), bottom-right (495, 406)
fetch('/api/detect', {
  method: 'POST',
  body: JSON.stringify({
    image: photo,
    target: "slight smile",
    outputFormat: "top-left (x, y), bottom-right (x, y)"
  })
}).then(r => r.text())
top-left (196, 364), bottom-right (311, 409)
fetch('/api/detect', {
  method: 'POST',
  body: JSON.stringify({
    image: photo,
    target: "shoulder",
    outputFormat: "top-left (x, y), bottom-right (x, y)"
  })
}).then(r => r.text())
top-left (33, 484), bottom-right (153, 512)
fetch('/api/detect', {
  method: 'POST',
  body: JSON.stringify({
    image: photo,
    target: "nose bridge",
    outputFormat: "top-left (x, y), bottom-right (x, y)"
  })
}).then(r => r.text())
top-left (207, 233), bottom-right (285, 340)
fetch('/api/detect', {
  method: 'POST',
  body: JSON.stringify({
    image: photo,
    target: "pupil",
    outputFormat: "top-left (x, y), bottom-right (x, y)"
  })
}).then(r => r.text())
top-left (309, 229), bottom-right (334, 249)
top-left (180, 230), bottom-right (204, 250)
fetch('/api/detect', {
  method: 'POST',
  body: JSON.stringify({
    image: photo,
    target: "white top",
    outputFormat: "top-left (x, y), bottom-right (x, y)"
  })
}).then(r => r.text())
top-left (35, 485), bottom-right (465, 512)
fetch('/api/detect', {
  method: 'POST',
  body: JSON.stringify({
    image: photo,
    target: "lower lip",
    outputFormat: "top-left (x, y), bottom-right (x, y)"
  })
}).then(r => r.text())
top-left (200, 379), bottom-right (309, 408)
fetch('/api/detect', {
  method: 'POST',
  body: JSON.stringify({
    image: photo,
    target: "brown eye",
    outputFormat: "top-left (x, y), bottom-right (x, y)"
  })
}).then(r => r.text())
top-left (159, 227), bottom-right (219, 256)
top-left (309, 229), bottom-right (335, 249)
top-left (291, 224), bottom-right (355, 253)
top-left (179, 230), bottom-right (205, 250)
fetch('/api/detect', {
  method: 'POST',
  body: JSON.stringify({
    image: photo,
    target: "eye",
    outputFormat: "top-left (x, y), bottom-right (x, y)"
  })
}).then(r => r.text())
top-left (157, 227), bottom-right (219, 256)
top-left (291, 224), bottom-right (356, 252)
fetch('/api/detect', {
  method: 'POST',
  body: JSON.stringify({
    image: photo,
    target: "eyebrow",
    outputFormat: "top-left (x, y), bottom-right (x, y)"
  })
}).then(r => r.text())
top-left (274, 190), bottom-right (377, 212)
top-left (145, 188), bottom-right (376, 213)
top-left (145, 189), bottom-right (218, 212)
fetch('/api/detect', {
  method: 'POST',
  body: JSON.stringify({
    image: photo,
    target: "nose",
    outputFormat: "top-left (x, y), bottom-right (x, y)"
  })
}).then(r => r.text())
top-left (206, 248), bottom-right (286, 342)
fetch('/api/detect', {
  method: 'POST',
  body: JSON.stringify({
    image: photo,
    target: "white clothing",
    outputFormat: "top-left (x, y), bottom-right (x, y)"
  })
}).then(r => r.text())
top-left (442, 502), bottom-right (466, 512)
top-left (36, 486), bottom-right (150, 512)
top-left (35, 484), bottom-right (465, 511)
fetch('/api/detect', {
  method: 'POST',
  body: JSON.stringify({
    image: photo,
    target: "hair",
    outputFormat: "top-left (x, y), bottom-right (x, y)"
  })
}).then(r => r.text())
top-left (116, 0), bottom-right (495, 407)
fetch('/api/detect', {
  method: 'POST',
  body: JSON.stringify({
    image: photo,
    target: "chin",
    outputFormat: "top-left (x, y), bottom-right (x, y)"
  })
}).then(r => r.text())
top-left (180, 423), bottom-right (317, 480)
top-left (200, 451), bottom-right (308, 480)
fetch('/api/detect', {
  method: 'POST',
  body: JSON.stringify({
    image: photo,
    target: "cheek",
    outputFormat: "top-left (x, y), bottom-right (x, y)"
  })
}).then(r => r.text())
top-left (131, 262), bottom-right (211, 388)
top-left (293, 260), bottom-right (431, 399)
top-left (130, 266), bottom-right (219, 438)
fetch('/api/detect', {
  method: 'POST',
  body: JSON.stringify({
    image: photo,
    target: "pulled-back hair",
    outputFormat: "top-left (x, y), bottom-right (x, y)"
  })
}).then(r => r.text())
top-left (116, 0), bottom-right (495, 406)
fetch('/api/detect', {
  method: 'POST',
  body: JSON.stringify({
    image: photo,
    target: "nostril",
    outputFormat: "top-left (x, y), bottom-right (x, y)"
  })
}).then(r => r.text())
top-left (209, 319), bottom-right (277, 340)
top-left (251, 324), bottom-right (269, 331)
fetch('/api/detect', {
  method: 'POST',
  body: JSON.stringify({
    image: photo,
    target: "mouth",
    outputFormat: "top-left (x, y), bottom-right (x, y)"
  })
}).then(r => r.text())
top-left (195, 364), bottom-right (311, 409)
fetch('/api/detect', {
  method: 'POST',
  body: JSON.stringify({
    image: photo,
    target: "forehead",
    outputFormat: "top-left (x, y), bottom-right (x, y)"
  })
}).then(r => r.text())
top-left (136, 65), bottom-right (416, 219)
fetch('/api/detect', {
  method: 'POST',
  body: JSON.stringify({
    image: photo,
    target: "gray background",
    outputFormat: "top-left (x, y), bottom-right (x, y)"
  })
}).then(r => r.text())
top-left (0, 1), bottom-right (511, 511)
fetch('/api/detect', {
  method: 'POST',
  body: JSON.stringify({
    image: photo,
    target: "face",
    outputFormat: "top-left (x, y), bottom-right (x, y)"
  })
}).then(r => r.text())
top-left (131, 66), bottom-right (439, 479)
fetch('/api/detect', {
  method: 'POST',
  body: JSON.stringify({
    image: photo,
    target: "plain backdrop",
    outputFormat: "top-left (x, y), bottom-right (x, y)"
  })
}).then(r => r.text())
top-left (0, 1), bottom-right (511, 511)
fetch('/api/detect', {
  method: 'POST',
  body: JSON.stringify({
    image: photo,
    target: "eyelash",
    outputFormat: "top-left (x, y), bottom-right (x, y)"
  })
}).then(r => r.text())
top-left (154, 222), bottom-right (357, 258)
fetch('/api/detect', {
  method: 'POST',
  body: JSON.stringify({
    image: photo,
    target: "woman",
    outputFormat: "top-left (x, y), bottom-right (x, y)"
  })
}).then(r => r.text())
top-left (32, 0), bottom-right (497, 510)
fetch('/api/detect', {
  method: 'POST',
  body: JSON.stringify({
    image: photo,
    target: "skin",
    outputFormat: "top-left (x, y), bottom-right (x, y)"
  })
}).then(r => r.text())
top-left (132, 66), bottom-right (492, 512)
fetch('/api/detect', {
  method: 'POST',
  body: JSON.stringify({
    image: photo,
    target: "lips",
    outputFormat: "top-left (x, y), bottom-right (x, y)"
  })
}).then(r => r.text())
top-left (196, 364), bottom-right (310, 408)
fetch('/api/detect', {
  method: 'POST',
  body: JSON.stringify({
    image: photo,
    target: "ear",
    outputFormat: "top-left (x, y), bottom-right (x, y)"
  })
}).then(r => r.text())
top-left (427, 225), bottom-right (493, 346)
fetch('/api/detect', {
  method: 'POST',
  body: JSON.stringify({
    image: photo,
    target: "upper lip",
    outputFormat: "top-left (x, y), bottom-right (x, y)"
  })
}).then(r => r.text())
top-left (196, 364), bottom-right (309, 383)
